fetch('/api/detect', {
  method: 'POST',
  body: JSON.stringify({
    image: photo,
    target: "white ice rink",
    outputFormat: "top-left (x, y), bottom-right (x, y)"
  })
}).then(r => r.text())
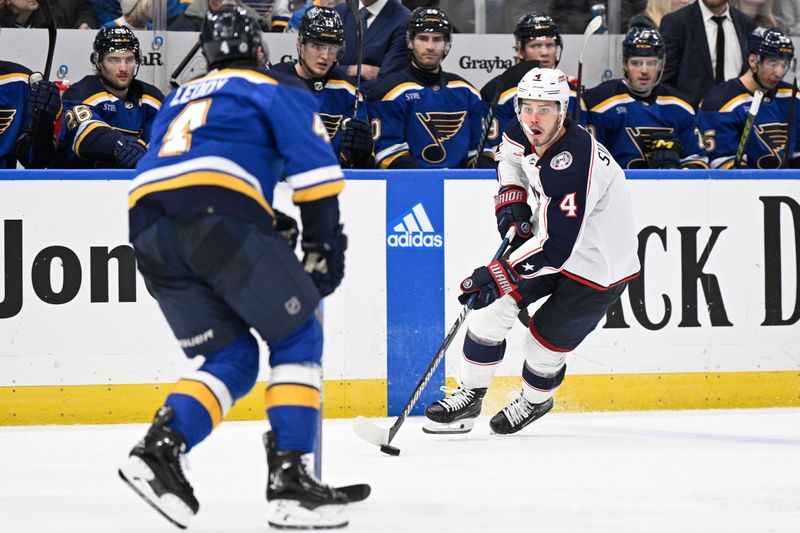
top-left (2, 409), bottom-right (799, 533)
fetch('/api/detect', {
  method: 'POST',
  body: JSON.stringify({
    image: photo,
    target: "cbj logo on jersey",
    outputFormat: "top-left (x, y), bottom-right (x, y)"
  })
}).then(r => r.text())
top-left (386, 203), bottom-right (443, 248)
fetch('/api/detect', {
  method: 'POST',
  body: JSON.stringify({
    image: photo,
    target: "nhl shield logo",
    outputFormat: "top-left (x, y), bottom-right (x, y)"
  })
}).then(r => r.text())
top-left (550, 151), bottom-right (573, 170)
top-left (284, 296), bottom-right (302, 316)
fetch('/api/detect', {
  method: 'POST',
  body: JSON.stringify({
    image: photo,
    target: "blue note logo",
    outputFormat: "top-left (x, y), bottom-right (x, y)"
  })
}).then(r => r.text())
top-left (387, 202), bottom-right (443, 248)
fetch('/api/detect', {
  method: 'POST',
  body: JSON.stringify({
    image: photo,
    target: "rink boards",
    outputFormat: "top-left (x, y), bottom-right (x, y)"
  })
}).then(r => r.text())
top-left (0, 169), bottom-right (798, 424)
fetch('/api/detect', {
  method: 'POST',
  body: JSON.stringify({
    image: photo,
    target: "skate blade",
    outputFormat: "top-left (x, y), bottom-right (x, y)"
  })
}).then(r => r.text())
top-left (422, 417), bottom-right (476, 434)
top-left (119, 456), bottom-right (195, 529)
top-left (267, 499), bottom-right (348, 530)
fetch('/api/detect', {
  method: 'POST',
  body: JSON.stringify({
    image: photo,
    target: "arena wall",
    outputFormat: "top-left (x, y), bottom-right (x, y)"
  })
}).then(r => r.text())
top-left (1, 169), bottom-right (798, 425)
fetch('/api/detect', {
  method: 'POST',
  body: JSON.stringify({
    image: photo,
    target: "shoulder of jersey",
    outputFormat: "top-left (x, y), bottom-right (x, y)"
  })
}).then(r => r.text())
top-left (0, 60), bottom-right (32, 78)
top-left (251, 66), bottom-right (309, 92)
top-left (133, 79), bottom-right (165, 101)
top-left (367, 69), bottom-right (416, 102)
top-left (443, 71), bottom-right (480, 95)
top-left (480, 73), bottom-right (503, 101)
top-left (325, 66), bottom-right (359, 93)
top-left (502, 118), bottom-right (528, 151)
top-left (700, 79), bottom-right (747, 112)
top-left (653, 83), bottom-right (695, 113)
top-left (63, 75), bottom-right (106, 102)
top-left (775, 80), bottom-right (797, 99)
top-left (540, 122), bottom-right (593, 180)
top-left (268, 60), bottom-right (296, 75)
top-left (584, 79), bottom-right (626, 111)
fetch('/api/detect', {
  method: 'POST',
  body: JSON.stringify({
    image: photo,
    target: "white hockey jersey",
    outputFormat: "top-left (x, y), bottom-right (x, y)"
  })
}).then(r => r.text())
top-left (498, 119), bottom-right (640, 289)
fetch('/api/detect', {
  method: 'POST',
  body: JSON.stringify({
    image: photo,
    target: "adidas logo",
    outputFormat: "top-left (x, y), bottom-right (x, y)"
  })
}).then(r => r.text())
top-left (387, 202), bottom-right (444, 248)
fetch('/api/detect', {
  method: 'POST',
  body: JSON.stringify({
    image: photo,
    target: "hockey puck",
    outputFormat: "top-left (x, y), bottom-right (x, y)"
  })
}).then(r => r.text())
top-left (379, 444), bottom-right (401, 456)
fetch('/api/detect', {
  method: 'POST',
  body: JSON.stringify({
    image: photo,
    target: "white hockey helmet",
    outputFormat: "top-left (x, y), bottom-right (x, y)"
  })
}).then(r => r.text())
top-left (514, 67), bottom-right (571, 130)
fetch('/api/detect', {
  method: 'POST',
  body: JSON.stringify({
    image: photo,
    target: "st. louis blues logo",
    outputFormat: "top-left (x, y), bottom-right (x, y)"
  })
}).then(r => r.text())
top-left (416, 111), bottom-right (466, 164)
top-left (0, 109), bottom-right (17, 135)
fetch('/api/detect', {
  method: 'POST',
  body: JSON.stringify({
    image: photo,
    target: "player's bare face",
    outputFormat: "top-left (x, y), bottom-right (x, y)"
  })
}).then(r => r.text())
top-left (101, 51), bottom-right (137, 90)
top-left (300, 41), bottom-right (340, 78)
top-left (520, 38), bottom-right (558, 68)
top-left (518, 99), bottom-right (561, 149)
top-left (625, 57), bottom-right (662, 93)
top-left (8, 0), bottom-right (39, 11)
top-left (410, 33), bottom-right (447, 70)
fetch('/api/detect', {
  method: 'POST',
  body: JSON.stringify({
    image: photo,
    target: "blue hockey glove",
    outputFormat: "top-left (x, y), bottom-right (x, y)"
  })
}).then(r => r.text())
top-left (28, 76), bottom-right (61, 119)
top-left (339, 117), bottom-right (373, 168)
top-left (274, 209), bottom-right (299, 250)
top-left (302, 224), bottom-right (347, 298)
top-left (114, 136), bottom-right (147, 169)
top-left (494, 185), bottom-right (533, 251)
top-left (458, 258), bottom-right (522, 310)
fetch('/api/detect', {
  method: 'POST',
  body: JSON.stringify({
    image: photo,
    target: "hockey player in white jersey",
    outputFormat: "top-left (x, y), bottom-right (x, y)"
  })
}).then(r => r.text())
top-left (424, 68), bottom-right (640, 435)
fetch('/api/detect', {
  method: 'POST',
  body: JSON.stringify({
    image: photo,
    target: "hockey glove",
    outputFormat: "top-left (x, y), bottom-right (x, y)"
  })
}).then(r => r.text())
top-left (273, 209), bottom-right (299, 250)
top-left (114, 136), bottom-right (147, 169)
top-left (458, 258), bottom-right (522, 310)
top-left (494, 185), bottom-right (533, 251)
top-left (302, 224), bottom-right (347, 298)
top-left (647, 136), bottom-right (682, 169)
top-left (28, 76), bottom-right (61, 119)
top-left (339, 117), bottom-right (373, 168)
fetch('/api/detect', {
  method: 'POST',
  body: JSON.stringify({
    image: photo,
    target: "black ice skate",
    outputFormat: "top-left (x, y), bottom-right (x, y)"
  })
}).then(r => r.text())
top-left (118, 406), bottom-right (199, 529)
top-left (490, 395), bottom-right (554, 435)
top-left (264, 431), bottom-right (349, 529)
top-left (423, 386), bottom-right (487, 434)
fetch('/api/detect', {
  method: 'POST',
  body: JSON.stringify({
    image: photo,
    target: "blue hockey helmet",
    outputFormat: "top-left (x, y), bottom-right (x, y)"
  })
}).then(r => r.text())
top-left (747, 27), bottom-right (795, 61)
top-left (200, 7), bottom-right (266, 69)
top-left (622, 24), bottom-right (665, 61)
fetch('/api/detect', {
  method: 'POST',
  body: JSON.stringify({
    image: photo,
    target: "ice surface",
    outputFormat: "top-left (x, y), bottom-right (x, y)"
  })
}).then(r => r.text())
top-left (2, 409), bottom-right (799, 532)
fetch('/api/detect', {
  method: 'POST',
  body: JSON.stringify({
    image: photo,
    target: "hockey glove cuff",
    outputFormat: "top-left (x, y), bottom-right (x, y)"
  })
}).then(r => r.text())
top-left (273, 209), bottom-right (299, 250)
top-left (458, 258), bottom-right (522, 310)
top-left (302, 224), bottom-right (347, 298)
top-left (494, 185), bottom-right (533, 250)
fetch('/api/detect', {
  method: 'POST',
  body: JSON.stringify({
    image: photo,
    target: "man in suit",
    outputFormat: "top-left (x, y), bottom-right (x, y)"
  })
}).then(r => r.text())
top-left (660, 0), bottom-right (755, 108)
top-left (336, 0), bottom-right (411, 81)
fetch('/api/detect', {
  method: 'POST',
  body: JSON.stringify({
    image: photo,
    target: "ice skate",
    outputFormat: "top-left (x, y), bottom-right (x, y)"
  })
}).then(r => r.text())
top-left (118, 406), bottom-right (199, 529)
top-left (423, 386), bottom-right (487, 434)
top-left (264, 431), bottom-right (349, 529)
top-left (490, 395), bottom-right (553, 435)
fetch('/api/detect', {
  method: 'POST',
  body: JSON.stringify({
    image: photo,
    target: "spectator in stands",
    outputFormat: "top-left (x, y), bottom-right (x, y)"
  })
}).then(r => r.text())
top-left (660, 0), bottom-right (756, 109)
top-left (50, 27), bottom-right (163, 169)
top-left (92, 0), bottom-right (182, 26)
top-left (585, 24), bottom-right (707, 169)
top-left (169, 0), bottom-right (255, 30)
top-left (699, 27), bottom-right (799, 168)
top-left (286, 0), bottom-right (338, 31)
top-left (101, 0), bottom-right (152, 28)
top-left (627, 0), bottom-right (694, 30)
top-left (1, 0), bottom-right (96, 28)
top-left (730, 0), bottom-right (776, 27)
top-left (773, 0), bottom-right (800, 35)
top-left (478, 12), bottom-right (586, 166)
top-left (0, 59), bottom-right (61, 168)
top-left (368, 7), bottom-right (484, 169)
top-left (336, 0), bottom-right (411, 81)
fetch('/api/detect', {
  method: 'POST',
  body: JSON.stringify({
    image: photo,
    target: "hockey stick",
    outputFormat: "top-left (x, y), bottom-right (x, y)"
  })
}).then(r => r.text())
top-left (169, 39), bottom-right (202, 88)
top-left (734, 89), bottom-right (763, 168)
top-left (345, 0), bottom-right (364, 117)
top-left (37, 0), bottom-right (57, 80)
top-left (352, 225), bottom-right (516, 455)
top-left (782, 71), bottom-right (798, 168)
top-left (468, 59), bottom-right (540, 168)
top-left (574, 15), bottom-right (602, 124)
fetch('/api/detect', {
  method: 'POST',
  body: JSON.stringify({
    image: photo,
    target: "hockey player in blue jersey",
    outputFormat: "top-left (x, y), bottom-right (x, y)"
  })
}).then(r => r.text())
top-left (585, 24), bottom-right (707, 169)
top-left (368, 7), bottom-right (485, 169)
top-left (424, 68), bottom-right (640, 435)
top-left (699, 27), bottom-right (799, 169)
top-left (479, 12), bottom-right (587, 165)
top-left (0, 60), bottom-right (61, 168)
top-left (118, 8), bottom-right (364, 530)
top-left (50, 27), bottom-right (164, 169)
top-left (270, 5), bottom-right (373, 168)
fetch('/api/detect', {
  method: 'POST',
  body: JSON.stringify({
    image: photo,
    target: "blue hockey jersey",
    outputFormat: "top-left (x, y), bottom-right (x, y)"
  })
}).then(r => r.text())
top-left (0, 61), bottom-right (32, 169)
top-left (129, 67), bottom-right (344, 241)
top-left (480, 72), bottom-right (586, 159)
top-left (368, 67), bottom-right (483, 169)
top-left (699, 79), bottom-right (800, 168)
top-left (585, 80), bottom-right (707, 169)
top-left (52, 75), bottom-right (163, 168)
top-left (269, 61), bottom-right (365, 155)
